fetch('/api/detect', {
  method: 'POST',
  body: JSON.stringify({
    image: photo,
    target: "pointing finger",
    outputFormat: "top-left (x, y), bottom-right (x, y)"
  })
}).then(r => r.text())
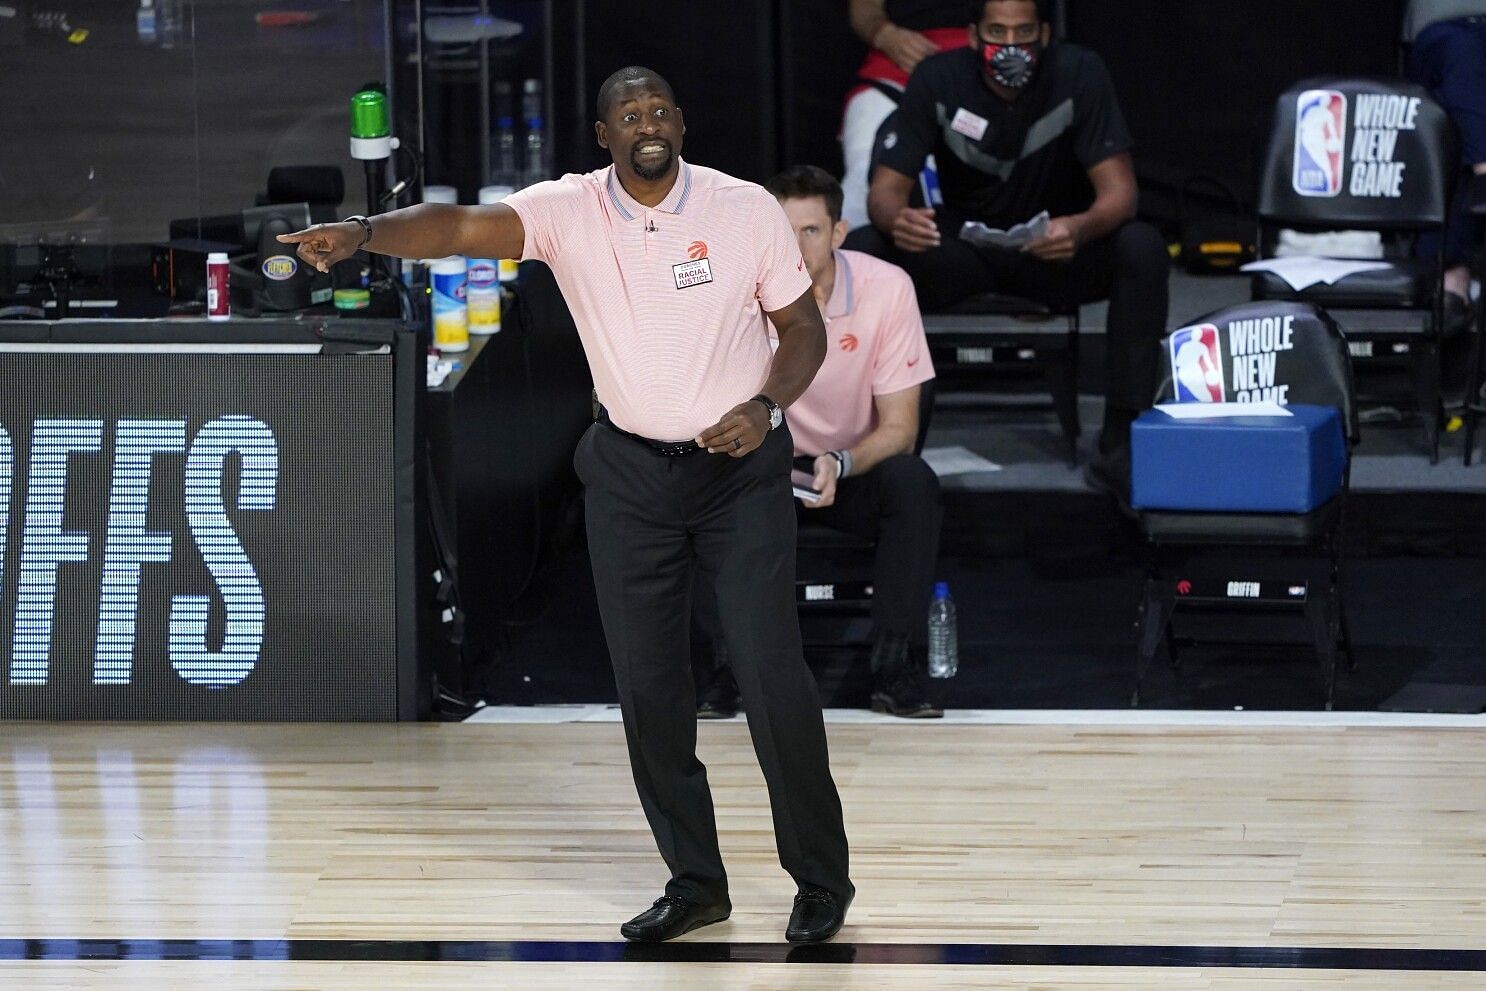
top-left (276, 226), bottom-right (322, 243)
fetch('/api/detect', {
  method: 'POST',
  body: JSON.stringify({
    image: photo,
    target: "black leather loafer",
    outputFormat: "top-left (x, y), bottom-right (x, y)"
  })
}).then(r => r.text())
top-left (697, 664), bottom-right (740, 719)
top-left (785, 885), bottom-right (852, 943)
top-left (620, 894), bottom-right (731, 942)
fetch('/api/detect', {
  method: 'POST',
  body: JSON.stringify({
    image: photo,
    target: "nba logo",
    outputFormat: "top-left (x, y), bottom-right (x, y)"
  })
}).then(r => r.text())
top-left (1293, 89), bottom-right (1347, 197)
top-left (1169, 323), bottom-right (1225, 403)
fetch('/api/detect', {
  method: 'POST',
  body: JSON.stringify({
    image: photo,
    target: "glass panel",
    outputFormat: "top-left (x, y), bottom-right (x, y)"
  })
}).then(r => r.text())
top-left (1, 0), bottom-right (387, 316)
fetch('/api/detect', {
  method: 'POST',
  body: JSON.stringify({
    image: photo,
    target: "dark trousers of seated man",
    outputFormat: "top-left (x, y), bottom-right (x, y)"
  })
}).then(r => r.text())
top-left (1409, 15), bottom-right (1486, 326)
top-left (577, 418), bottom-right (853, 907)
top-left (696, 452), bottom-right (943, 673)
top-left (844, 219), bottom-right (1170, 451)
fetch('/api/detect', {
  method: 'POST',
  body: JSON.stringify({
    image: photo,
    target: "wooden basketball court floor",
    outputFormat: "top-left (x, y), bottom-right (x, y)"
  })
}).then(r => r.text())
top-left (2, 709), bottom-right (1485, 989)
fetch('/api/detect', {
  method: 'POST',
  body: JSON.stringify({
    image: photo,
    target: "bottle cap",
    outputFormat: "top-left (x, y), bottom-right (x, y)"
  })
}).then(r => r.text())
top-left (933, 582), bottom-right (949, 598)
top-left (421, 184), bottom-right (458, 204)
top-left (478, 185), bottom-right (515, 205)
top-left (207, 251), bottom-right (228, 262)
top-left (430, 256), bottom-right (467, 274)
top-left (349, 88), bottom-right (391, 140)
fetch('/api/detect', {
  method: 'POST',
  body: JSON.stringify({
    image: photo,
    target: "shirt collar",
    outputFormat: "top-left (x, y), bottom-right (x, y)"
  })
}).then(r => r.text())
top-left (823, 250), bottom-right (855, 320)
top-left (606, 159), bottom-right (694, 221)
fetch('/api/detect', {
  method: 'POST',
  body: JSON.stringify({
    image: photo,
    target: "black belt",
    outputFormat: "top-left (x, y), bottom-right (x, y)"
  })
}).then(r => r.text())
top-left (596, 407), bottom-right (702, 456)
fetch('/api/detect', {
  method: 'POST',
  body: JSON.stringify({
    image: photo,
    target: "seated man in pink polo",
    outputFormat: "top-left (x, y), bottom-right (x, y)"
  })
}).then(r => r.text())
top-left (698, 165), bottom-right (944, 719)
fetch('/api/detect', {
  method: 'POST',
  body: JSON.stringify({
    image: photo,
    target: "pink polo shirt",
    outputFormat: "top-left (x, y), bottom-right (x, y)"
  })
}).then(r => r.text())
top-left (778, 250), bottom-right (934, 456)
top-left (504, 159), bottom-right (813, 441)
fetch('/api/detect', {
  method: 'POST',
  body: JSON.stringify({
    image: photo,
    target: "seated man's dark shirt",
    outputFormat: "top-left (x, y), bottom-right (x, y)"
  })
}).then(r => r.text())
top-left (877, 42), bottom-right (1133, 232)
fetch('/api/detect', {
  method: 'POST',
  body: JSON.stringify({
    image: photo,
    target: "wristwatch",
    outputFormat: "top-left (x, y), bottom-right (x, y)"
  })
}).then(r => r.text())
top-left (343, 214), bottom-right (373, 250)
top-left (752, 393), bottom-right (783, 431)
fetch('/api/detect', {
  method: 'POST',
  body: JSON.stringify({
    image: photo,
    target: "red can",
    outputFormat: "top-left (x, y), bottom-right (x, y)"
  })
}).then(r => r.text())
top-left (207, 252), bottom-right (230, 321)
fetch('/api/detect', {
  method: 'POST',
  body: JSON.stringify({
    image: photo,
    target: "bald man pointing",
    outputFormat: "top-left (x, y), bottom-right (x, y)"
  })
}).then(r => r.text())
top-left (280, 67), bottom-right (854, 944)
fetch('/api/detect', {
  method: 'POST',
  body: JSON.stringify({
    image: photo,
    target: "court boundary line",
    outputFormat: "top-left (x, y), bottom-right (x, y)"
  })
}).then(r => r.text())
top-left (1, 939), bottom-right (1483, 970)
top-left (463, 704), bottom-right (1486, 728)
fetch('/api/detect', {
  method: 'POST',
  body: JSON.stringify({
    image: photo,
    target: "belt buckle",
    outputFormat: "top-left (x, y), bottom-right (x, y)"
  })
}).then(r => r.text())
top-left (658, 441), bottom-right (693, 456)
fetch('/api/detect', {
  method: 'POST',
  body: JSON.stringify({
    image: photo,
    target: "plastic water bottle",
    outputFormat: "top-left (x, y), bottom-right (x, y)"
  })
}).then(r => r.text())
top-left (927, 582), bottom-right (958, 678)
top-left (491, 82), bottom-right (519, 187)
top-left (521, 78), bottom-right (549, 186)
top-left (156, 0), bottom-right (179, 48)
top-left (136, 0), bottom-right (157, 43)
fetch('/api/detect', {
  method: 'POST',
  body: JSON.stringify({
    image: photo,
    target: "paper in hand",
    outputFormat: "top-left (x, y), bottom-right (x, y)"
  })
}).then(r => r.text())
top-left (793, 484), bottom-right (823, 502)
top-left (791, 469), bottom-right (822, 503)
top-left (959, 210), bottom-right (1051, 251)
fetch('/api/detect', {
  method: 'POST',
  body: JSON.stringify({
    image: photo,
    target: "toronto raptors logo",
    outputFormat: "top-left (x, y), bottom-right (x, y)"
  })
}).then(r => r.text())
top-left (839, 334), bottom-right (859, 352)
top-left (687, 241), bottom-right (708, 260)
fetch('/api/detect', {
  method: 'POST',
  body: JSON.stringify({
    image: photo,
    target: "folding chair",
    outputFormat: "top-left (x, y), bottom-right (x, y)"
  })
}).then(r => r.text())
top-left (1252, 77), bottom-right (1457, 461)
top-left (1131, 301), bottom-right (1359, 710)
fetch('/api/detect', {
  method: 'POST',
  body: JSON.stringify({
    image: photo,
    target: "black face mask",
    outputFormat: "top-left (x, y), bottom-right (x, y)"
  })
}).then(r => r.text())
top-left (981, 38), bottom-right (1041, 89)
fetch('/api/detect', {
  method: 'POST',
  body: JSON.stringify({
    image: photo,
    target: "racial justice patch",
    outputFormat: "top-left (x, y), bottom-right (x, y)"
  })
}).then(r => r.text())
top-left (672, 257), bottom-right (713, 290)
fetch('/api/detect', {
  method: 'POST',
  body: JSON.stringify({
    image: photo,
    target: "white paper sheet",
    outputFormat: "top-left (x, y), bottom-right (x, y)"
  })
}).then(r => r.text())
top-left (426, 355), bottom-right (455, 389)
top-left (921, 445), bottom-right (1003, 476)
top-left (959, 210), bottom-right (1050, 251)
top-left (1155, 401), bottom-right (1293, 419)
top-left (1239, 255), bottom-right (1392, 291)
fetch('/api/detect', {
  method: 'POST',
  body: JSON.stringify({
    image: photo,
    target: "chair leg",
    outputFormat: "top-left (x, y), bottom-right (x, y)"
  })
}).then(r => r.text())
top-left (1338, 583), bottom-right (1357, 672)
top-left (1325, 532), bottom-right (1351, 696)
top-left (1165, 615), bottom-right (1181, 670)
top-left (1304, 592), bottom-right (1339, 711)
top-left (1465, 307), bottom-right (1486, 467)
top-left (1407, 340), bottom-right (1443, 464)
top-left (1133, 578), bottom-right (1176, 707)
top-left (1467, 401), bottom-right (1481, 467)
top-left (1046, 352), bottom-right (1080, 468)
top-left (1331, 543), bottom-right (1357, 672)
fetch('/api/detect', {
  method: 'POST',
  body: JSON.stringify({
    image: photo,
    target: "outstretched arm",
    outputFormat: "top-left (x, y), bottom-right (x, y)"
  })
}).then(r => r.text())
top-left (277, 203), bottom-right (527, 272)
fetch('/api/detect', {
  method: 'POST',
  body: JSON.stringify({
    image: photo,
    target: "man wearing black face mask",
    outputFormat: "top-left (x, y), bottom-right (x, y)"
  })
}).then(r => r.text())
top-left (852, 0), bottom-right (1169, 495)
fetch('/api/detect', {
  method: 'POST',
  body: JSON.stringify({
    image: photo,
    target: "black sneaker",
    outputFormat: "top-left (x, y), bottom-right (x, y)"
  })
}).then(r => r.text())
top-left (697, 662), bottom-right (739, 719)
top-left (868, 635), bottom-right (943, 719)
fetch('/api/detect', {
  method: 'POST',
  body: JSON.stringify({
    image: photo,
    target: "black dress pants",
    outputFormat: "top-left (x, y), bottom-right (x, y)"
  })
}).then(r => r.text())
top-left (802, 453), bottom-right (943, 651)
top-left (575, 419), bottom-right (853, 906)
top-left (844, 219), bottom-right (1170, 428)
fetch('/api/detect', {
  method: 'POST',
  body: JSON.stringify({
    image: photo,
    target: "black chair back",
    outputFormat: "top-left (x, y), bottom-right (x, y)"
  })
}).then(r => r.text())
top-left (1155, 300), bottom-right (1359, 446)
top-left (1257, 77), bottom-right (1455, 231)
